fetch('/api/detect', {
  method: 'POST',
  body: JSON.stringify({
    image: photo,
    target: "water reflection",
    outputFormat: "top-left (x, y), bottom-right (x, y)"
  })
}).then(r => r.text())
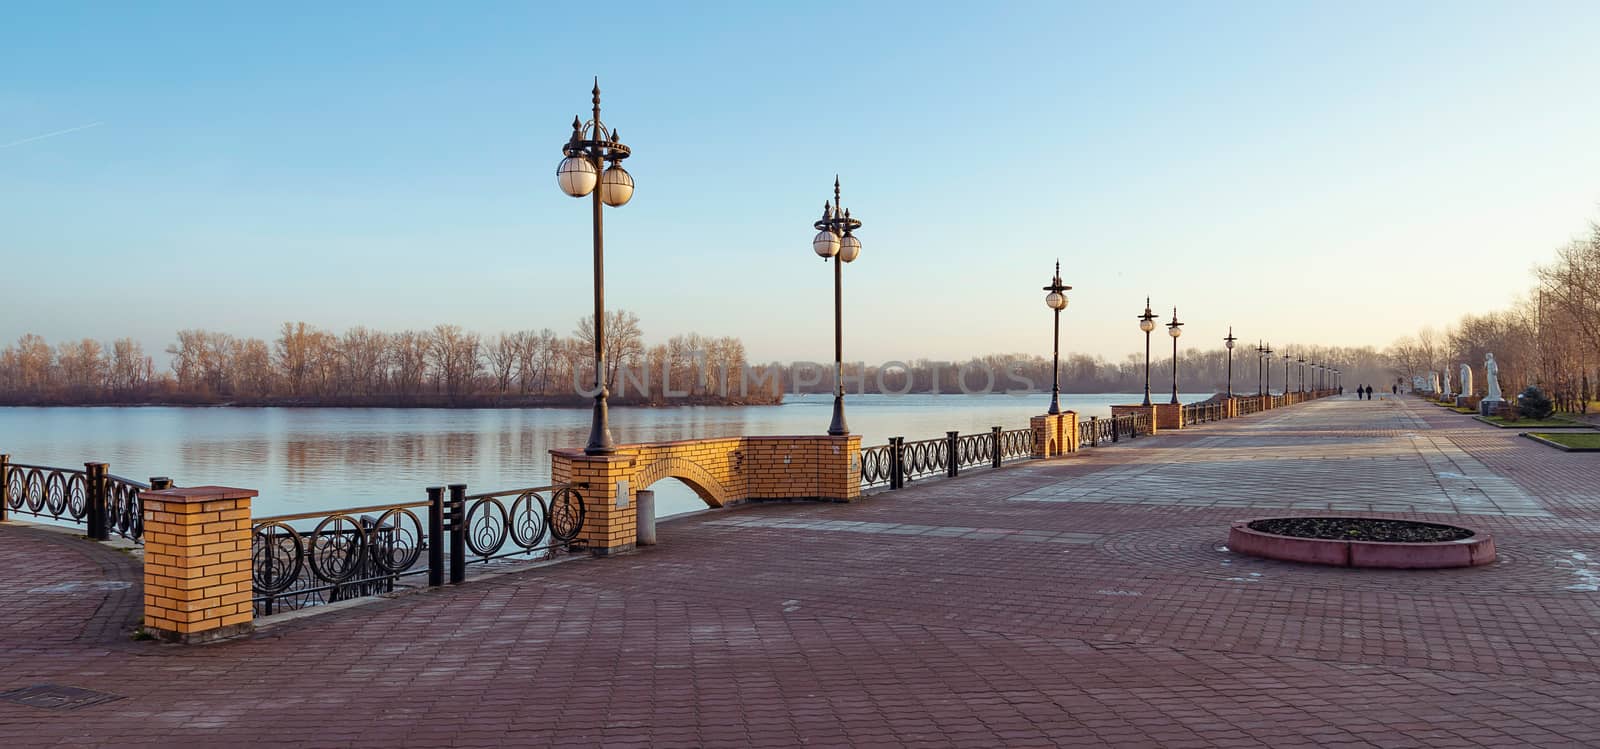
top-left (0, 393), bottom-right (1211, 520)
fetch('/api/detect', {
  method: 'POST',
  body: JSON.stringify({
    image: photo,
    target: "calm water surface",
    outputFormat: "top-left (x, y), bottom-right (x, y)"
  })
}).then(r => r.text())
top-left (0, 393), bottom-right (1211, 519)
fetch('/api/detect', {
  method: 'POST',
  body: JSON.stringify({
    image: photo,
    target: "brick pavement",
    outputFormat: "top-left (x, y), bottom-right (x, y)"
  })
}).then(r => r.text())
top-left (3, 395), bottom-right (1600, 747)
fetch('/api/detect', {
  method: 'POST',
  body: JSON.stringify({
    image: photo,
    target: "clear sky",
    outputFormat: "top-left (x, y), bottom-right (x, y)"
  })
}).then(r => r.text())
top-left (4, 1), bottom-right (1598, 364)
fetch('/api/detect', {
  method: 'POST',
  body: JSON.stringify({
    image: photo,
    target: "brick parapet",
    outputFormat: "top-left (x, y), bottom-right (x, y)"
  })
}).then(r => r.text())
top-left (551, 434), bottom-right (861, 555)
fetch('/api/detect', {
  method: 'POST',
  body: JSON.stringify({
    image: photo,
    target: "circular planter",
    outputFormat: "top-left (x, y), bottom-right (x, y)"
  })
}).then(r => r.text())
top-left (1228, 517), bottom-right (1495, 569)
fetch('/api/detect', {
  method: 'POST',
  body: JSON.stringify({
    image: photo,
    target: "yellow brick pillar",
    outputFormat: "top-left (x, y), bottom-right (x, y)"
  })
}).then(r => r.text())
top-left (140, 486), bottom-right (255, 644)
top-left (813, 435), bottom-right (862, 502)
top-left (550, 449), bottom-right (637, 556)
top-left (1154, 403), bottom-right (1184, 430)
top-left (1028, 413), bottom-right (1078, 457)
top-left (1029, 414), bottom-right (1056, 457)
top-left (1225, 397), bottom-right (1239, 418)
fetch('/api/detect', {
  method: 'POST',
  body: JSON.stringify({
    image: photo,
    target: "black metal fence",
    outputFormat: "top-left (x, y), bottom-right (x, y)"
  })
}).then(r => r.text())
top-left (860, 426), bottom-right (1032, 491)
top-left (250, 483), bottom-right (584, 616)
top-left (0, 455), bottom-right (156, 544)
top-left (1181, 402), bottom-right (1227, 426)
top-left (1077, 413), bottom-right (1152, 448)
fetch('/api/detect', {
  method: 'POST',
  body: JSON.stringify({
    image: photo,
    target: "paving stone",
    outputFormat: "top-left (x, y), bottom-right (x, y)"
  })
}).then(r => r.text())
top-left (2, 395), bottom-right (1598, 746)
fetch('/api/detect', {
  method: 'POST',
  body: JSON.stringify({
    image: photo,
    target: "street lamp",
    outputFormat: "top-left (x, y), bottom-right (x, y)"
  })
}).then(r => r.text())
top-left (1224, 327), bottom-right (1237, 396)
top-left (1043, 261), bottom-right (1071, 415)
top-left (1297, 356), bottom-right (1305, 395)
top-left (1283, 351), bottom-right (1291, 398)
top-left (812, 176), bottom-right (863, 436)
top-left (1139, 299), bottom-right (1157, 407)
top-left (1166, 308), bottom-right (1183, 405)
top-left (557, 79), bottom-right (634, 455)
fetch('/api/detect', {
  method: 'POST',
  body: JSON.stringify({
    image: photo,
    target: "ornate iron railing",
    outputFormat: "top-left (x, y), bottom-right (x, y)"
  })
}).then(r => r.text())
top-left (251, 483), bottom-right (584, 617)
top-left (1078, 413), bottom-right (1150, 447)
top-left (998, 428), bottom-right (1032, 462)
top-left (861, 426), bottom-right (1033, 491)
top-left (1182, 402), bottom-right (1227, 426)
top-left (104, 473), bottom-right (153, 542)
top-left (897, 436), bottom-right (949, 484)
top-left (859, 443), bottom-right (895, 488)
top-left (0, 456), bottom-right (155, 543)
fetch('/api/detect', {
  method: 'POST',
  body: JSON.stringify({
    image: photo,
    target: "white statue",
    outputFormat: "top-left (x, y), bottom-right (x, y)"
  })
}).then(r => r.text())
top-left (1459, 363), bottom-right (1473, 397)
top-left (1413, 375), bottom-right (1426, 392)
top-left (1442, 368), bottom-right (1453, 395)
top-left (1429, 371), bottom-right (1441, 394)
top-left (1484, 353), bottom-right (1503, 402)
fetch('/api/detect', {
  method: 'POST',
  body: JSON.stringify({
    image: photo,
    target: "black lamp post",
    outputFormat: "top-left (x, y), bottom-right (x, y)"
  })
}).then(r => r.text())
top-left (1224, 327), bottom-right (1236, 396)
top-left (1139, 299), bottom-right (1157, 407)
top-left (1262, 343), bottom-right (1273, 396)
top-left (557, 80), bottom-right (635, 455)
top-left (1043, 261), bottom-right (1071, 415)
top-left (1166, 308), bottom-right (1183, 405)
top-left (1283, 351), bottom-right (1291, 398)
top-left (811, 177), bottom-right (863, 436)
top-left (1297, 356), bottom-right (1305, 395)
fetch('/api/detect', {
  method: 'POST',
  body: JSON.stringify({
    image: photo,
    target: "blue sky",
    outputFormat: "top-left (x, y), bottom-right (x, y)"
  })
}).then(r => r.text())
top-left (3, 1), bottom-right (1598, 364)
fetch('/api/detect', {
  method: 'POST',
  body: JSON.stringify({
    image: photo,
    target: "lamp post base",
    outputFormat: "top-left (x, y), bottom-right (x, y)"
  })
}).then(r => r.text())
top-left (827, 395), bottom-right (849, 436)
top-left (832, 395), bottom-right (857, 435)
top-left (584, 394), bottom-right (616, 455)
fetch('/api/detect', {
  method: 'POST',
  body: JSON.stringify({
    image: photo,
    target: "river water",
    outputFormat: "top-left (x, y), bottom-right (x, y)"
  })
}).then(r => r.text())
top-left (0, 392), bottom-right (1210, 520)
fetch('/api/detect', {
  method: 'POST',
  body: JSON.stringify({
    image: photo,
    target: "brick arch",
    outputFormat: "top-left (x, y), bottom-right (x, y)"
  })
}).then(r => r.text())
top-left (631, 457), bottom-right (732, 508)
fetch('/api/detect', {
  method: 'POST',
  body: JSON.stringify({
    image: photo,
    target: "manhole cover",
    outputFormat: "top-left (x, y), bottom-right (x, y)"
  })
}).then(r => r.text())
top-left (0, 684), bottom-right (124, 710)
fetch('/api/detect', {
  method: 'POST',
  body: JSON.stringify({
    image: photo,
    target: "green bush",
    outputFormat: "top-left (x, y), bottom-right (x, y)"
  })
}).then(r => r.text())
top-left (1518, 386), bottom-right (1554, 420)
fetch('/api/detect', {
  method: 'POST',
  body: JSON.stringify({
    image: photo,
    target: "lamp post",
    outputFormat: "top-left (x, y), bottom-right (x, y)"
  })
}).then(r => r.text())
top-left (557, 79), bottom-right (635, 455)
top-left (811, 176), bottom-right (863, 436)
top-left (1263, 343), bottom-right (1273, 396)
top-left (1043, 261), bottom-right (1071, 415)
top-left (1224, 327), bottom-right (1237, 396)
top-left (1139, 299), bottom-right (1157, 407)
top-left (1254, 342), bottom-right (1264, 396)
top-left (1166, 308), bottom-right (1183, 405)
top-left (1297, 356), bottom-right (1305, 395)
top-left (1283, 351), bottom-right (1291, 399)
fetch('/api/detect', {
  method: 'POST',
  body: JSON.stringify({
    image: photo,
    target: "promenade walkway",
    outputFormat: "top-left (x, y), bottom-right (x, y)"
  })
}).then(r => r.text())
top-left (4, 395), bottom-right (1600, 747)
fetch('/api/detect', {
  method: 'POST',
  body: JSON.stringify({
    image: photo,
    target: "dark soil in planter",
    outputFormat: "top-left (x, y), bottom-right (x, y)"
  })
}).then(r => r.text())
top-left (1248, 517), bottom-right (1474, 543)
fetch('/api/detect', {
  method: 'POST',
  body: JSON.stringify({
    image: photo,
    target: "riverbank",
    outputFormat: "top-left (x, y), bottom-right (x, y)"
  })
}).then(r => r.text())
top-left (0, 393), bottom-right (784, 409)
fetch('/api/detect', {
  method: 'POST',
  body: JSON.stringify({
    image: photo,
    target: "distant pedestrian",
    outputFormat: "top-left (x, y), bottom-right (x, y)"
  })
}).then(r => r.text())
top-left (1392, 384), bottom-right (1398, 395)
top-left (1366, 385), bottom-right (1374, 400)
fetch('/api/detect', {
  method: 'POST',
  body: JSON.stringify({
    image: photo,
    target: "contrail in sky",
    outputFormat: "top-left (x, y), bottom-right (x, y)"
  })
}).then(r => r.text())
top-left (0, 121), bottom-right (104, 149)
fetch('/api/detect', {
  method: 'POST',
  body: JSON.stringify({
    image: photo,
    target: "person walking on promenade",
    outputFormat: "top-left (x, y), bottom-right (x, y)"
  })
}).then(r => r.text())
top-left (1366, 385), bottom-right (1374, 400)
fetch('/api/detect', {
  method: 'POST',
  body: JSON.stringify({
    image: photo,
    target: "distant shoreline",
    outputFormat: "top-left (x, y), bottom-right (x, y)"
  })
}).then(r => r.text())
top-left (0, 390), bottom-right (1237, 410)
top-left (0, 395), bottom-right (784, 410)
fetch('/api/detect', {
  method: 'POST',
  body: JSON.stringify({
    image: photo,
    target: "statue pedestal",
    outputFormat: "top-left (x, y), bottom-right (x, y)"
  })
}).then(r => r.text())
top-left (1456, 395), bottom-right (1481, 410)
top-left (1479, 399), bottom-right (1506, 417)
